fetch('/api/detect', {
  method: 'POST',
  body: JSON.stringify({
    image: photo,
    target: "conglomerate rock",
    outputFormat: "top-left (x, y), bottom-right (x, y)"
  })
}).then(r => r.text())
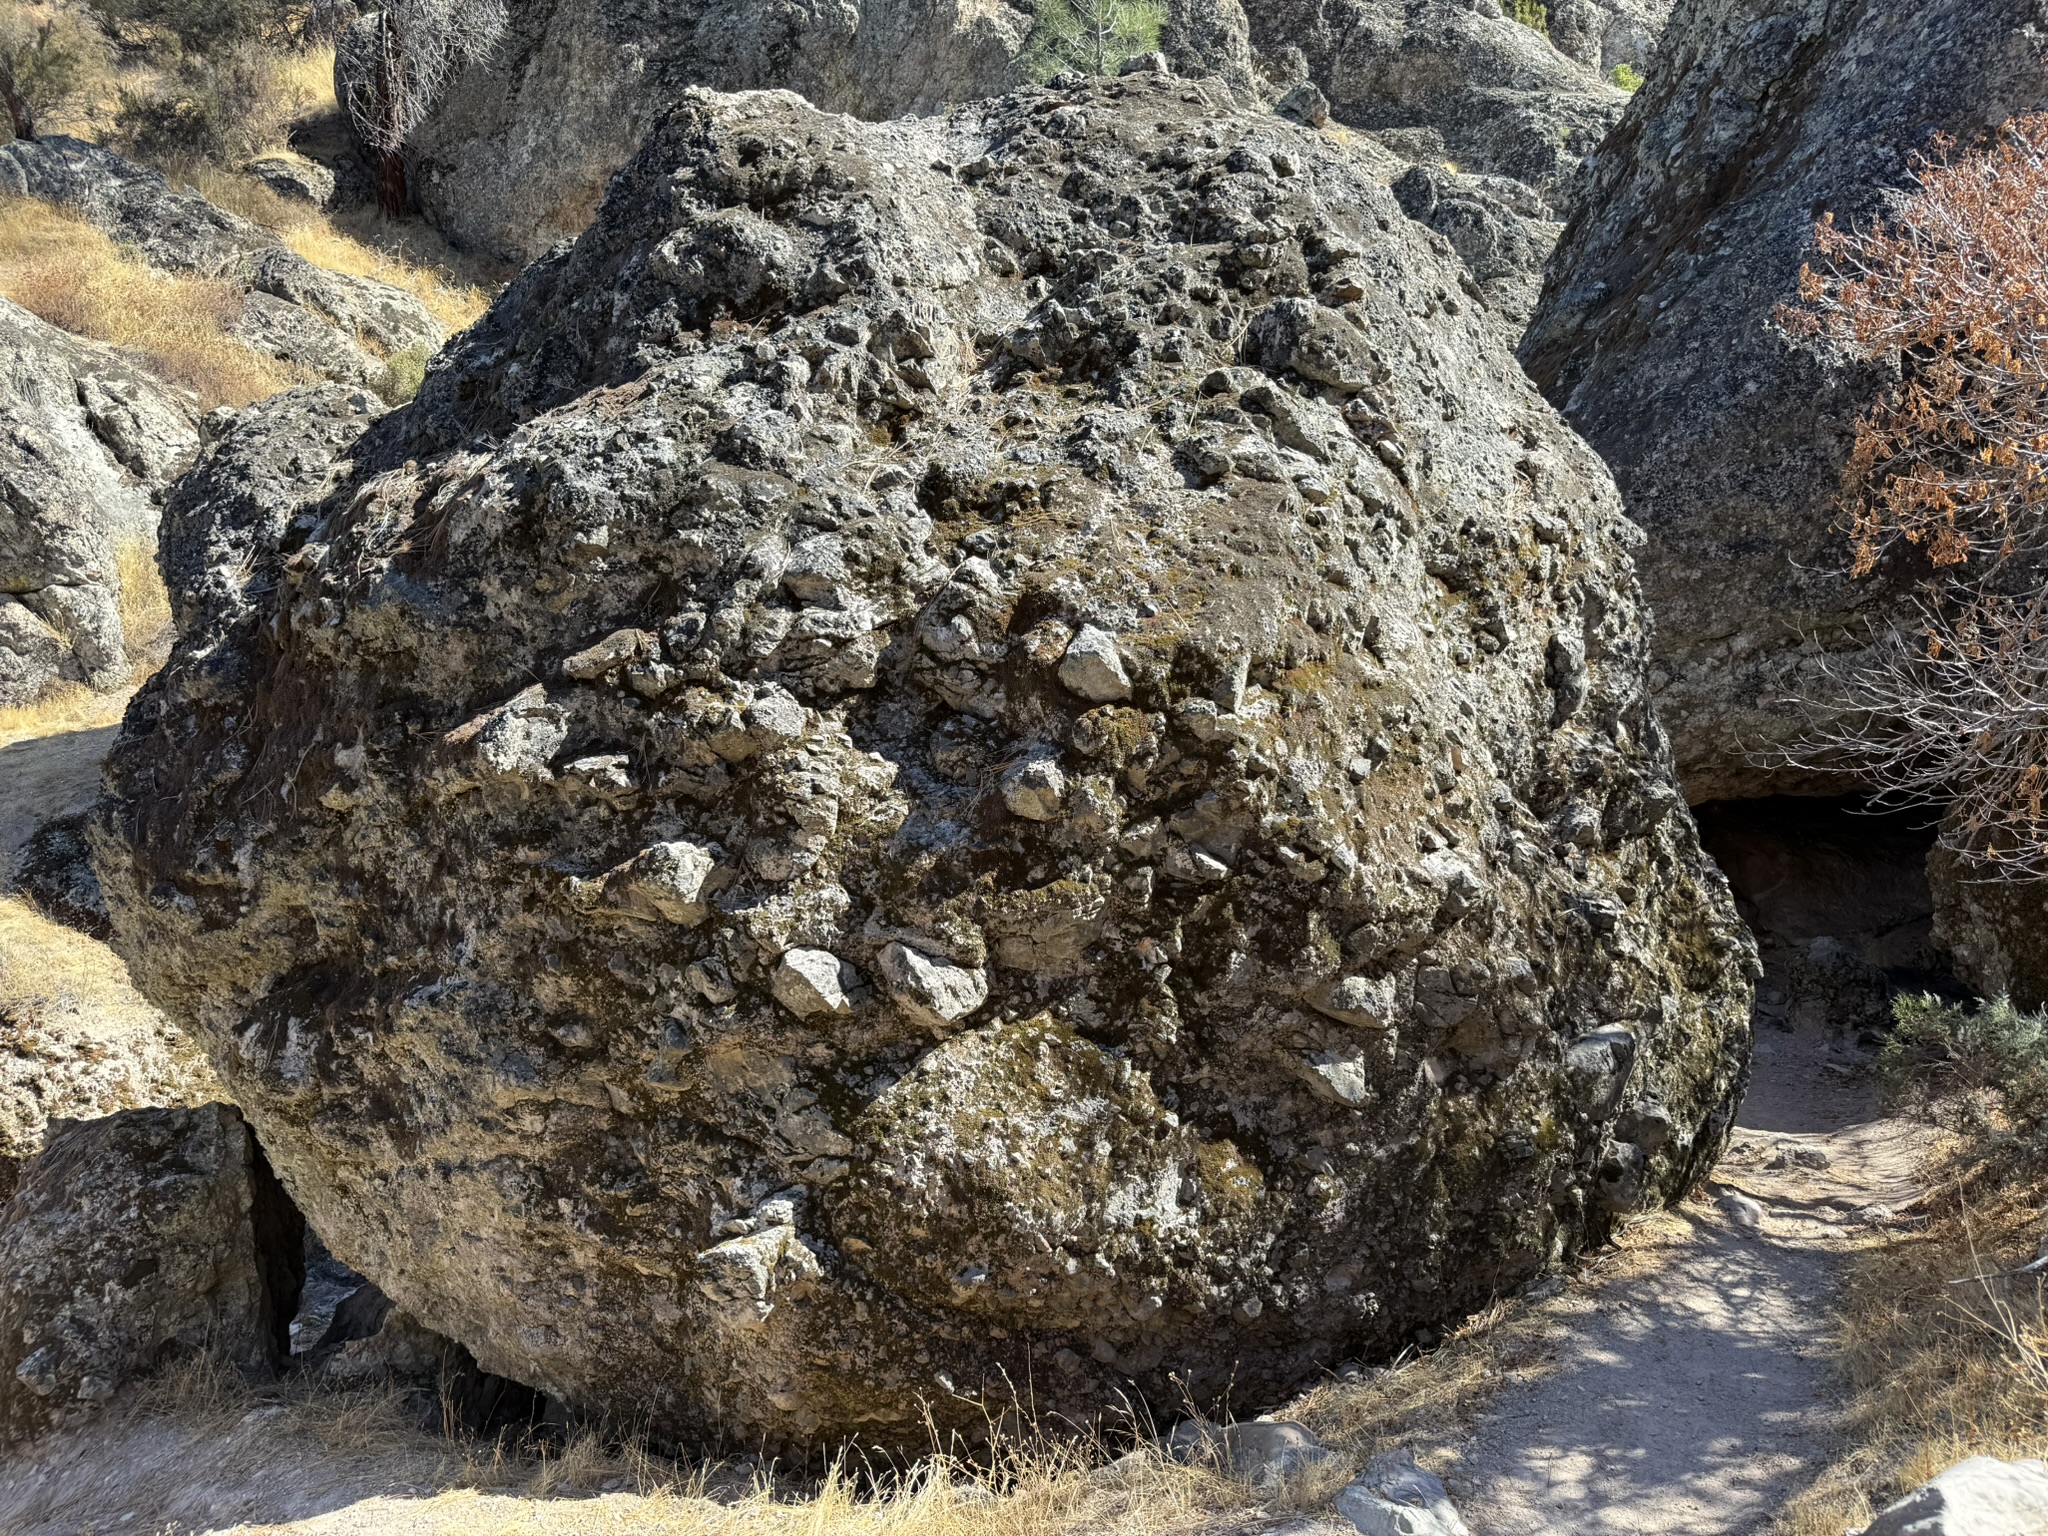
top-left (1239, 0), bottom-right (1630, 212)
top-left (0, 297), bottom-right (198, 706)
top-left (100, 79), bottom-right (1753, 1451)
top-left (0, 1104), bottom-right (303, 1443)
top-left (1521, 0), bottom-right (2048, 803)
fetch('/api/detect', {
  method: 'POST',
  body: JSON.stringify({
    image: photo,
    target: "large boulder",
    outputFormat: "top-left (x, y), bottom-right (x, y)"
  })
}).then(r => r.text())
top-left (99, 79), bottom-right (1753, 1451)
top-left (1862, 1456), bottom-right (2048, 1536)
top-left (0, 1104), bottom-right (304, 1443)
top-left (0, 298), bottom-right (199, 706)
top-left (0, 135), bottom-right (445, 387)
top-left (1239, 0), bottom-right (1631, 211)
top-left (1520, 0), bottom-right (2048, 803)
top-left (390, 0), bottom-right (1034, 265)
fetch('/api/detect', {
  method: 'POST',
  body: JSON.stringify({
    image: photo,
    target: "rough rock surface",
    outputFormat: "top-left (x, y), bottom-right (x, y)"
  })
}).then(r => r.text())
top-left (0, 297), bottom-right (198, 706)
top-left (10, 811), bottom-right (111, 939)
top-left (161, 386), bottom-right (386, 653)
top-left (0, 1104), bottom-right (303, 1443)
top-left (1548, 0), bottom-right (1668, 78)
top-left (1389, 165), bottom-right (1559, 328)
top-left (1521, 0), bottom-right (2048, 803)
top-left (0, 135), bottom-right (444, 387)
top-left (1926, 852), bottom-right (2048, 1011)
top-left (1862, 1456), bottom-right (2048, 1536)
top-left (391, 0), bottom-right (1034, 265)
top-left (100, 80), bottom-right (1753, 1451)
top-left (1239, 0), bottom-right (1629, 211)
top-left (1163, 0), bottom-right (1261, 104)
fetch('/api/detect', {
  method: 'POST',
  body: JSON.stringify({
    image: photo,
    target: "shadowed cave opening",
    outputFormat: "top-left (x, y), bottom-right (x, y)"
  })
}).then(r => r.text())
top-left (1692, 795), bottom-right (1964, 1045)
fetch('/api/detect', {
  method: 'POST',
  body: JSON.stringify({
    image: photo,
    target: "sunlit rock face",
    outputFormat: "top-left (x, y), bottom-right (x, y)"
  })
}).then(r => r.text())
top-left (101, 78), bottom-right (1752, 1452)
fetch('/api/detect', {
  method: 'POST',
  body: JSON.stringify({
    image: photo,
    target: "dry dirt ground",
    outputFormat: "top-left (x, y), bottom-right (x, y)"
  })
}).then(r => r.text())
top-left (1449, 1022), bottom-right (1929, 1536)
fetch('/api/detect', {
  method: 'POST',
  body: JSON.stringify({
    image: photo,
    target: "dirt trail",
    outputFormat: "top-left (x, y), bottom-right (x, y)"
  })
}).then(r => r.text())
top-left (1453, 1022), bottom-right (1929, 1536)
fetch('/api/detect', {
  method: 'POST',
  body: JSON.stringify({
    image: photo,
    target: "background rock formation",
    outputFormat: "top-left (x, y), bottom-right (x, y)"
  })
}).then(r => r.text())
top-left (0, 297), bottom-right (197, 706)
top-left (1548, 0), bottom-right (1668, 78)
top-left (0, 1104), bottom-right (302, 1443)
top-left (1240, 0), bottom-right (1629, 210)
top-left (388, 0), bottom-right (1621, 270)
top-left (390, 0), bottom-right (1034, 266)
top-left (101, 78), bottom-right (1752, 1451)
top-left (1521, 0), bottom-right (2048, 804)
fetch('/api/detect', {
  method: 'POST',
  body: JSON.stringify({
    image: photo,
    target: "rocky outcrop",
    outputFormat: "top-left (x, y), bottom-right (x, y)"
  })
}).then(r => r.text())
top-left (1926, 853), bottom-right (2048, 1011)
top-left (0, 135), bottom-right (445, 388)
top-left (1390, 165), bottom-right (1559, 328)
top-left (100, 79), bottom-right (1753, 1451)
top-left (1240, 0), bottom-right (1630, 211)
top-left (1863, 1456), bottom-right (2048, 1536)
top-left (0, 298), bottom-right (198, 706)
top-left (0, 1105), bottom-right (303, 1442)
top-left (1521, 0), bottom-right (2048, 803)
top-left (1548, 0), bottom-right (1668, 78)
top-left (391, 0), bottom-right (1033, 265)
top-left (11, 811), bottom-right (110, 939)
top-left (161, 386), bottom-right (385, 653)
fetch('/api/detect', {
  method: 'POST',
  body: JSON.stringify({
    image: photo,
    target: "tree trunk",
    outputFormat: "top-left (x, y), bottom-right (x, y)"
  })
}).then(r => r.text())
top-left (373, 14), bottom-right (408, 215)
top-left (0, 56), bottom-right (34, 142)
top-left (377, 146), bottom-right (410, 215)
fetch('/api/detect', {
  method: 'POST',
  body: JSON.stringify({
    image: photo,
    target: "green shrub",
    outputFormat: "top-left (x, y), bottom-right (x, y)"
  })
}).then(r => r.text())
top-left (1022, 0), bottom-right (1166, 81)
top-left (1882, 992), bottom-right (2048, 1165)
top-left (0, 8), bottom-right (112, 120)
top-left (111, 43), bottom-right (294, 164)
top-left (96, 0), bottom-right (302, 55)
top-left (375, 341), bottom-right (432, 406)
top-left (1512, 0), bottom-right (1548, 35)
top-left (1609, 62), bottom-right (1644, 92)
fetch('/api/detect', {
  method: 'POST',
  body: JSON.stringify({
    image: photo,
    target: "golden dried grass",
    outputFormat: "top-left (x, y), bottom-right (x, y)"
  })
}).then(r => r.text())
top-left (1774, 1164), bottom-right (2048, 1534)
top-left (177, 159), bottom-right (492, 335)
top-left (0, 678), bottom-right (129, 752)
top-left (116, 530), bottom-right (174, 664)
top-left (0, 195), bottom-right (306, 406)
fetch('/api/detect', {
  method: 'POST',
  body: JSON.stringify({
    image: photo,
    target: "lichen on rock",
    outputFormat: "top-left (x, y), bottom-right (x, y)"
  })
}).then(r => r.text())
top-left (100, 77), bottom-right (1752, 1452)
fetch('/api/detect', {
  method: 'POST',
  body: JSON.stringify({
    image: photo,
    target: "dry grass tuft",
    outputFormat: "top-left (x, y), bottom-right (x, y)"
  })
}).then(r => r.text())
top-left (176, 159), bottom-right (494, 334)
top-left (0, 195), bottom-right (307, 407)
top-left (0, 679), bottom-right (130, 752)
top-left (116, 530), bottom-right (174, 665)
top-left (1774, 1159), bottom-right (2048, 1534)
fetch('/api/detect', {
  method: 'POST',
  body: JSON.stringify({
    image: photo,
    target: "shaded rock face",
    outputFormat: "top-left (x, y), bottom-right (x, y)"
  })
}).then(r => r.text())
top-left (162, 386), bottom-right (387, 655)
top-left (101, 80), bottom-right (1753, 1451)
top-left (1239, 0), bottom-right (1629, 211)
top-left (395, 0), bottom-right (1033, 265)
top-left (1521, 0), bottom-right (2048, 804)
top-left (0, 136), bottom-right (445, 388)
top-left (0, 1105), bottom-right (303, 1443)
top-left (0, 298), bottom-right (198, 706)
top-left (10, 811), bottom-right (111, 940)
top-left (1927, 853), bottom-right (2048, 1011)
top-left (1695, 798), bottom-right (1953, 1040)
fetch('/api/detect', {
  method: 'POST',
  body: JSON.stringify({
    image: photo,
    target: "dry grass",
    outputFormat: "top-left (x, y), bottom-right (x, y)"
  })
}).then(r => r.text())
top-left (1774, 1159), bottom-right (2048, 1534)
top-left (0, 1287), bottom-right (1580, 1536)
top-left (0, 681), bottom-right (126, 750)
top-left (0, 195), bottom-right (307, 406)
top-left (117, 530), bottom-right (174, 665)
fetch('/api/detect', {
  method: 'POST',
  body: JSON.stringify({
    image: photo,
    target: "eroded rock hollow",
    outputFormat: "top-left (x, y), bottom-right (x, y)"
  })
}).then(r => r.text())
top-left (101, 79), bottom-right (1753, 1450)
